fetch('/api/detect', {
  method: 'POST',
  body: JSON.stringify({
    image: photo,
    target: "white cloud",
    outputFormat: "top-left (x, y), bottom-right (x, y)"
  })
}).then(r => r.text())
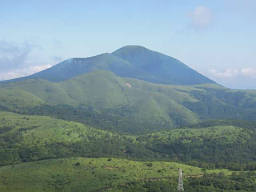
top-left (209, 68), bottom-right (256, 79)
top-left (0, 40), bottom-right (33, 72)
top-left (0, 40), bottom-right (61, 81)
top-left (189, 6), bottom-right (213, 29)
top-left (241, 68), bottom-right (256, 78)
top-left (0, 64), bottom-right (52, 81)
top-left (209, 68), bottom-right (239, 78)
top-left (208, 68), bottom-right (256, 89)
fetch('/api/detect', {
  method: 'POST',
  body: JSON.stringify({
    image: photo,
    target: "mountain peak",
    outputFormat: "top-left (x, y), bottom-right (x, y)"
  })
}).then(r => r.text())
top-left (3, 46), bottom-right (216, 85)
top-left (113, 45), bottom-right (148, 51)
top-left (112, 45), bottom-right (155, 56)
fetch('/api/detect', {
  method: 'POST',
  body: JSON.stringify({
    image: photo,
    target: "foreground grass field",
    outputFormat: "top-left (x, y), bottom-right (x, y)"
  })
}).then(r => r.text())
top-left (0, 157), bottom-right (233, 192)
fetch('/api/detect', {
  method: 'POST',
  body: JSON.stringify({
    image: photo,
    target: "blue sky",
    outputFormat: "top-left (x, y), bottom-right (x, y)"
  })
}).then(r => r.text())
top-left (0, 0), bottom-right (256, 89)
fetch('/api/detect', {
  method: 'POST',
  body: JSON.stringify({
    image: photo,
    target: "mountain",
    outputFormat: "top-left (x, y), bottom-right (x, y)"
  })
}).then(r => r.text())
top-left (112, 45), bottom-right (215, 85)
top-left (1, 45), bottom-right (256, 192)
top-left (1, 70), bottom-right (256, 134)
top-left (0, 71), bottom-right (199, 134)
top-left (6, 45), bottom-right (216, 85)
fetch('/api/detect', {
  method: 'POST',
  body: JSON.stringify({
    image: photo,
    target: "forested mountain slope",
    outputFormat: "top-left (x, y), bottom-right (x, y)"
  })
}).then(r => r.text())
top-left (1, 71), bottom-right (256, 134)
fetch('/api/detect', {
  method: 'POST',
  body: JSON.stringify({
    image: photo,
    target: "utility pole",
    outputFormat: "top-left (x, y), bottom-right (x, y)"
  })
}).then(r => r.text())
top-left (177, 168), bottom-right (184, 191)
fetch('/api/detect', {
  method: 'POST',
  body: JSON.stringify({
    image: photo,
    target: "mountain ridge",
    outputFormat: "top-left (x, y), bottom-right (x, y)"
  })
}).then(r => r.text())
top-left (1, 45), bottom-right (216, 86)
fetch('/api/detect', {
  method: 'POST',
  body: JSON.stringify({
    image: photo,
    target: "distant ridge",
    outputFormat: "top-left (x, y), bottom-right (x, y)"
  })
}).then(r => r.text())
top-left (3, 45), bottom-right (216, 85)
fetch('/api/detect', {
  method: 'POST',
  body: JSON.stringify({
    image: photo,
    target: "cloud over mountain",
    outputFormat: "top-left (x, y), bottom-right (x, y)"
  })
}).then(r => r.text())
top-left (0, 40), bottom-right (32, 72)
top-left (0, 41), bottom-right (55, 80)
top-left (210, 68), bottom-right (256, 79)
top-left (209, 67), bottom-right (256, 89)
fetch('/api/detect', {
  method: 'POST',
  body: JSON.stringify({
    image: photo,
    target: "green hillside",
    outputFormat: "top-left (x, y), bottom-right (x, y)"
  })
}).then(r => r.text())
top-left (184, 84), bottom-right (256, 121)
top-left (1, 70), bottom-right (256, 134)
top-left (1, 111), bottom-right (256, 170)
top-left (0, 111), bottom-right (159, 166)
top-left (0, 87), bottom-right (44, 112)
top-left (0, 71), bottom-right (199, 134)
top-left (1, 112), bottom-right (256, 191)
top-left (138, 125), bottom-right (256, 169)
top-left (0, 157), bottom-right (245, 192)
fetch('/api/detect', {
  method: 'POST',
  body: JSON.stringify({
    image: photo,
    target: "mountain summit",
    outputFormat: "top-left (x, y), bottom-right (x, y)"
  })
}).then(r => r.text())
top-left (112, 45), bottom-right (215, 85)
top-left (10, 45), bottom-right (215, 85)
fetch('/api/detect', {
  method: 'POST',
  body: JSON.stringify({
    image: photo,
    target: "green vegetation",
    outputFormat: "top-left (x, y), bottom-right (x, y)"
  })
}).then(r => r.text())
top-left (110, 172), bottom-right (256, 192)
top-left (0, 87), bottom-right (43, 112)
top-left (1, 71), bottom-right (256, 135)
top-left (184, 84), bottom-right (256, 121)
top-left (0, 111), bottom-right (158, 166)
top-left (1, 71), bottom-right (199, 134)
top-left (1, 111), bottom-right (256, 172)
top-left (0, 157), bottom-right (238, 192)
top-left (138, 125), bottom-right (256, 170)
top-left (1, 46), bottom-right (256, 191)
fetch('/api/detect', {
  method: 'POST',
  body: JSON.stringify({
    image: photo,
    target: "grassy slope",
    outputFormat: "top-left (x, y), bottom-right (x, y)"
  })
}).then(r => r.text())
top-left (0, 71), bottom-right (199, 134)
top-left (184, 84), bottom-right (256, 121)
top-left (0, 157), bottom-right (232, 192)
top-left (1, 70), bottom-right (256, 134)
top-left (0, 87), bottom-right (44, 111)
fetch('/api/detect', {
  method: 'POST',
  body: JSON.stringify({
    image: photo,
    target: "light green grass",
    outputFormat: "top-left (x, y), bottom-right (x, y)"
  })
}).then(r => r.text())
top-left (0, 157), bottom-right (234, 192)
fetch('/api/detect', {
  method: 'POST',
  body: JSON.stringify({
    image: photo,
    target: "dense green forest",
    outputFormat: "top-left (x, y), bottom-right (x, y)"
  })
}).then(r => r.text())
top-left (1, 111), bottom-right (256, 171)
top-left (0, 112), bottom-right (155, 166)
